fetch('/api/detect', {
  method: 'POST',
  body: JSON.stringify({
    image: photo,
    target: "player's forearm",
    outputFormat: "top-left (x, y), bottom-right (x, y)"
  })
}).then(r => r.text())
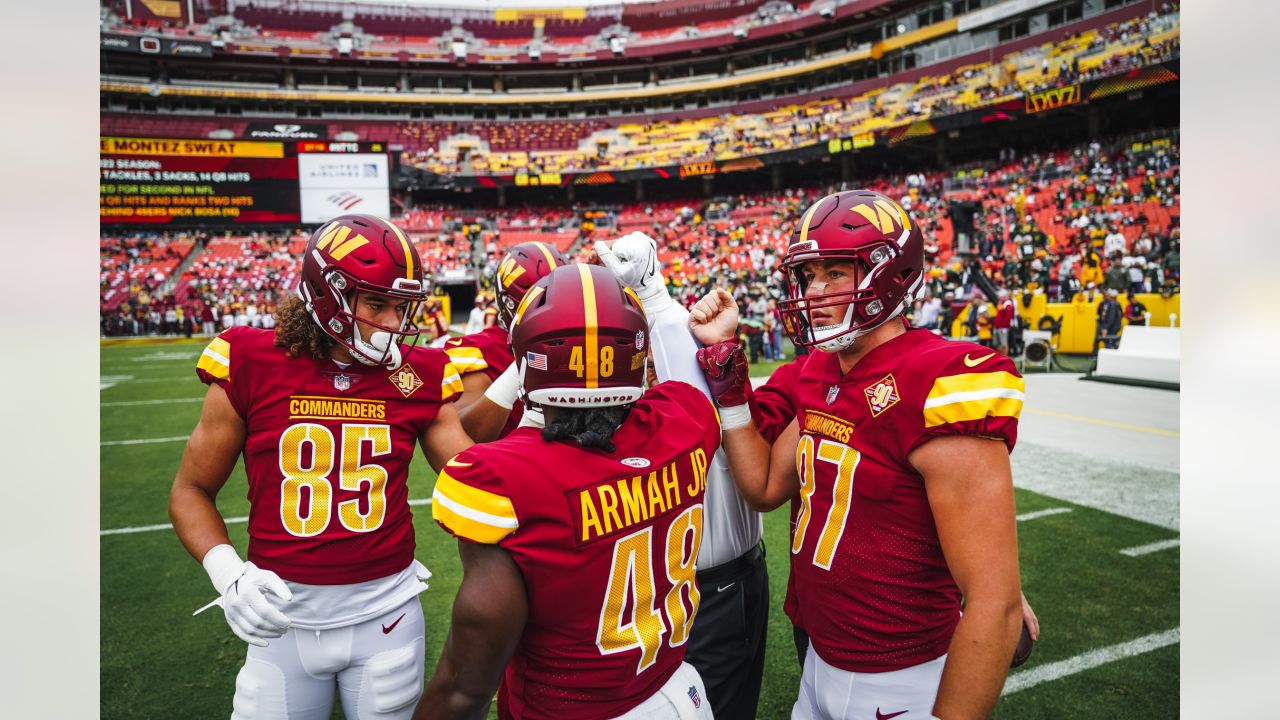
top-left (456, 396), bottom-right (510, 444)
top-left (932, 593), bottom-right (1022, 719)
top-left (168, 482), bottom-right (233, 564)
top-left (415, 656), bottom-right (493, 720)
top-left (720, 424), bottom-right (785, 511)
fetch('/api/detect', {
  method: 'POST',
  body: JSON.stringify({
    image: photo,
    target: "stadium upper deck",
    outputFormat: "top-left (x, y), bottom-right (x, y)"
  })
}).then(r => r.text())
top-left (102, 1), bottom-right (1178, 181)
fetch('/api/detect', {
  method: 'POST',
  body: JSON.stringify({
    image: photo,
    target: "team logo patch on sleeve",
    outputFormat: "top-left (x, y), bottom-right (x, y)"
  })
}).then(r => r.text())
top-left (389, 363), bottom-right (423, 398)
top-left (864, 374), bottom-right (901, 417)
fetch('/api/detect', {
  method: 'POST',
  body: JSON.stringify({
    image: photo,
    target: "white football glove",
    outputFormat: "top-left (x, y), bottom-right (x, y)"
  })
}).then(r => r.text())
top-left (195, 544), bottom-right (293, 647)
top-left (594, 232), bottom-right (672, 313)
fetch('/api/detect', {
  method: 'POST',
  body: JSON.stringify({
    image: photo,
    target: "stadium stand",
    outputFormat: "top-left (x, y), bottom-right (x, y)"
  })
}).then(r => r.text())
top-left (101, 133), bottom-right (1179, 345)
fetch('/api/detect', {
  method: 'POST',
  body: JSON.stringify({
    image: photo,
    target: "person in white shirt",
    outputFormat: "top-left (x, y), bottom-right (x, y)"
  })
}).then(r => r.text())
top-left (1104, 228), bottom-right (1127, 257)
top-left (916, 291), bottom-right (943, 331)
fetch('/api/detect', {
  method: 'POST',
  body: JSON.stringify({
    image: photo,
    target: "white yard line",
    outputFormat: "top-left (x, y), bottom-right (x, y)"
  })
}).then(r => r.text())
top-left (101, 436), bottom-right (189, 446)
top-left (1002, 628), bottom-right (1180, 695)
top-left (1016, 507), bottom-right (1073, 522)
top-left (1119, 538), bottom-right (1180, 557)
top-left (102, 376), bottom-right (198, 385)
top-left (101, 397), bottom-right (203, 407)
top-left (99, 499), bottom-right (433, 536)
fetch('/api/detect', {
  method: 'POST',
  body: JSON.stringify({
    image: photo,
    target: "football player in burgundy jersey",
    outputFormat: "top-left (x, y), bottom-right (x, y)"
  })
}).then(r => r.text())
top-left (417, 264), bottom-right (718, 720)
top-left (444, 241), bottom-right (568, 442)
top-left (749, 359), bottom-right (1040, 673)
top-left (169, 214), bottom-right (474, 720)
top-left (691, 189), bottom-right (1028, 720)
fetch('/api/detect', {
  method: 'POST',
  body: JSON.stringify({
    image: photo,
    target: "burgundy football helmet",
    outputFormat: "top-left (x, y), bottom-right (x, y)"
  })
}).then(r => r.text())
top-left (297, 214), bottom-right (429, 369)
top-left (777, 190), bottom-right (924, 352)
top-left (510, 264), bottom-right (649, 408)
top-left (493, 241), bottom-right (568, 330)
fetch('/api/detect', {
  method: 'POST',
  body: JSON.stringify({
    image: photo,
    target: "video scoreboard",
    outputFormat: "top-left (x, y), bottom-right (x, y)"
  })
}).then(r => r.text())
top-left (100, 137), bottom-right (391, 226)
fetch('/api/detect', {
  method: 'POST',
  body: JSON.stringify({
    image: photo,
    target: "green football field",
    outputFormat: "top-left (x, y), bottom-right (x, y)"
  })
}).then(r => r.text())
top-left (100, 339), bottom-right (1179, 719)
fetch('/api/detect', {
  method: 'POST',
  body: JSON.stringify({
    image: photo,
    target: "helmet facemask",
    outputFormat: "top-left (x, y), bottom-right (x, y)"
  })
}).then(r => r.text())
top-left (300, 264), bottom-right (427, 369)
top-left (780, 239), bottom-right (919, 352)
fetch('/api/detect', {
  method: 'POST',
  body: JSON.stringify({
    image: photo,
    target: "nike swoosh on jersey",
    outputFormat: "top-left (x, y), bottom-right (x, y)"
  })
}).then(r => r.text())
top-left (446, 338), bottom-right (462, 346)
top-left (875, 710), bottom-right (908, 720)
top-left (717, 582), bottom-right (736, 593)
top-left (446, 458), bottom-right (473, 468)
top-left (963, 352), bottom-right (996, 367)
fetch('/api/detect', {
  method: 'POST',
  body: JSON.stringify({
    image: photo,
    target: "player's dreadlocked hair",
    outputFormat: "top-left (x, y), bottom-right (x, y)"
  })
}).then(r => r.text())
top-left (274, 295), bottom-right (335, 360)
top-left (541, 405), bottom-right (633, 453)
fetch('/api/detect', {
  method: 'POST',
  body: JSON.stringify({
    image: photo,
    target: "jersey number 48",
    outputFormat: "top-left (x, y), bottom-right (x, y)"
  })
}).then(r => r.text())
top-left (596, 505), bottom-right (703, 675)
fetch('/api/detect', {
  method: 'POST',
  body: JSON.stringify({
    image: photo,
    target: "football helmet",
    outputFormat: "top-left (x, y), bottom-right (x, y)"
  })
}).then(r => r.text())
top-left (297, 214), bottom-right (429, 369)
top-left (510, 264), bottom-right (649, 408)
top-left (777, 190), bottom-right (924, 352)
top-left (493, 241), bottom-right (567, 330)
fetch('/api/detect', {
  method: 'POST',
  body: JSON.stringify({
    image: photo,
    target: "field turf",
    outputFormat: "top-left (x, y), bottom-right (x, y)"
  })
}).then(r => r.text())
top-left (100, 339), bottom-right (1178, 719)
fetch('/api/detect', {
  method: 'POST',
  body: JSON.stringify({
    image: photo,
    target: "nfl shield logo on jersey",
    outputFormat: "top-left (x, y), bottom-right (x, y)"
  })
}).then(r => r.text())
top-left (687, 686), bottom-right (701, 709)
top-left (825, 385), bottom-right (840, 405)
top-left (333, 374), bottom-right (351, 391)
top-left (864, 374), bottom-right (901, 417)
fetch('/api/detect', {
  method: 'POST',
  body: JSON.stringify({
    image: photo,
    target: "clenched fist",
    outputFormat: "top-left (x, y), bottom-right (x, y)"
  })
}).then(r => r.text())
top-left (689, 288), bottom-right (739, 346)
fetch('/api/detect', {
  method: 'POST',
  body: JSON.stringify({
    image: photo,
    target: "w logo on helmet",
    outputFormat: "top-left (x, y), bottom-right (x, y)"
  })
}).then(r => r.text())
top-left (314, 221), bottom-right (371, 261)
top-left (496, 255), bottom-right (526, 289)
top-left (850, 199), bottom-right (910, 234)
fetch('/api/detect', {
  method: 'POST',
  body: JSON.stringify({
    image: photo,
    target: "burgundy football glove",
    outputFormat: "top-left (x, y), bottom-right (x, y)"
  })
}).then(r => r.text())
top-left (696, 340), bottom-right (749, 408)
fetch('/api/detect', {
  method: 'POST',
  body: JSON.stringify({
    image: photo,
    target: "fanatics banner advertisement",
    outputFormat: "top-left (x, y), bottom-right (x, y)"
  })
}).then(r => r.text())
top-left (100, 137), bottom-right (300, 225)
top-left (297, 153), bottom-right (391, 223)
top-left (244, 123), bottom-right (328, 140)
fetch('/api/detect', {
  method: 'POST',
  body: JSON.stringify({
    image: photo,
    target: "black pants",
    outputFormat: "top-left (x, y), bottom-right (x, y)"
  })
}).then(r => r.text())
top-left (686, 544), bottom-right (769, 720)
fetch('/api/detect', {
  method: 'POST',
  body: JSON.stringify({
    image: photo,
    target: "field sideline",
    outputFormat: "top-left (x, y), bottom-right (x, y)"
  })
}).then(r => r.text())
top-left (101, 339), bottom-right (1179, 719)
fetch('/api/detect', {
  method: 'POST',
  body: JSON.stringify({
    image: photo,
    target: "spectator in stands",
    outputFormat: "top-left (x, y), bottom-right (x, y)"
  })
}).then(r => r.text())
top-left (1079, 245), bottom-right (1105, 289)
top-left (164, 305), bottom-right (178, 335)
top-left (915, 290), bottom-right (942, 332)
top-left (1104, 256), bottom-right (1129, 293)
top-left (993, 289), bottom-right (1015, 356)
top-left (1128, 256), bottom-right (1148, 294)
top-left (200, 303), bottom-right (216, 336)
top-left (1124, 290), bottom-right (1148, 327)
top-left (1097, 288), bottom-right (1124, 349)
top-left (764, 298), bottom-right (783, 361)
top-left (1104, 226), bottom-right (1127, 256)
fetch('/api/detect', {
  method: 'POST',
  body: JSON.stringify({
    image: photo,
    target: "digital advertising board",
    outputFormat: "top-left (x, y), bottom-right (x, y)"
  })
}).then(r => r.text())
top-left (100, 137), bottom-right (301, 225)
top-left (99, 138), bottom-right (391, 227)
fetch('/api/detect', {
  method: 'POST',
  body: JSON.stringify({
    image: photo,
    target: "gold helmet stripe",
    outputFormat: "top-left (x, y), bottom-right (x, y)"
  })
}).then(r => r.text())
top-left (577, 264), bottom-right (600, 388)
top-left (532, 241), bottom-right (560, 270)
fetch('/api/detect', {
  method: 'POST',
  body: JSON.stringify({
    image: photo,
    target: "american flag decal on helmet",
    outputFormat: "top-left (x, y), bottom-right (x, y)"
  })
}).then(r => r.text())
top-left (526, 351), bottom-right (548, 371)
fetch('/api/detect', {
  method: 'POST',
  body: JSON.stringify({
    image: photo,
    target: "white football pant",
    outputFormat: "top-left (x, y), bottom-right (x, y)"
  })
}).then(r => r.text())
top-left (230, 597), bottom-right (424, 720)
top-left (791, 645), bottom-right (946, 720)
top-left (610, 662), bottom-right (715, 720)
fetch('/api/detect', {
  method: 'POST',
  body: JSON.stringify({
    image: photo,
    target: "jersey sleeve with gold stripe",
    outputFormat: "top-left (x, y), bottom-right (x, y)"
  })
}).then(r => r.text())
top-left (431, 454), bottom-right (519, 545)
top-left (909, 343), bottom-right (1023, 453)
top-left (194, 325), bottom-right (261, 418)
top-left (442, 325), bottom-right (514, 382)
